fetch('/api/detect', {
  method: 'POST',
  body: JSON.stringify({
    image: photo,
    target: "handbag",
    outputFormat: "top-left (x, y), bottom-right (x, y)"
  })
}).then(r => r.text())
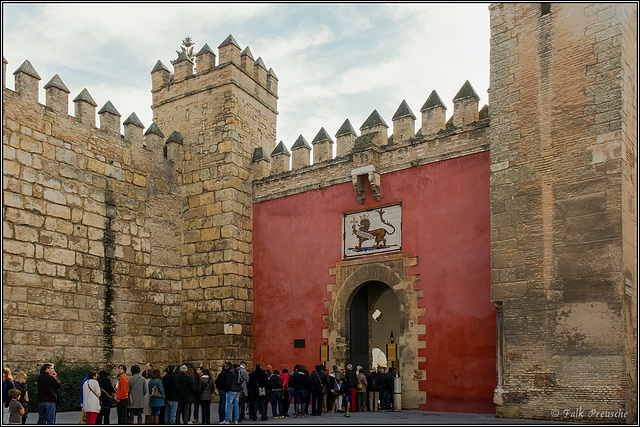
top-left (357, 383), bottom-right (363, 389)
top-left (79, 411), bottom-right (87, 424)
top-left (100, 387), bottom-right (118, 408)
top-left (151, 381), bottom-right (164, 399)
top-left (258, 386), bottom-right (266, 397)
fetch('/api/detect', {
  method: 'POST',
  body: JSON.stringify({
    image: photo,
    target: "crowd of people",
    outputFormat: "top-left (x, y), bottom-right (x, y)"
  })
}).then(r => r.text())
top-left (2, 361), bottom-right (397, 424)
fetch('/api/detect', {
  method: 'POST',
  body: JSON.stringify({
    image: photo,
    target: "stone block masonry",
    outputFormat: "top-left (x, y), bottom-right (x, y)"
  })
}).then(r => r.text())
top-left (489, 3), bottom-right (637, 422)
top-left (3, 60), bottom-right (184, 368)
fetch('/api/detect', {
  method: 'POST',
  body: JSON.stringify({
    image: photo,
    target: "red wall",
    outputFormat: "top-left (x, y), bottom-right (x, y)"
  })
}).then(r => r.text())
top-left (252, 151), bottom-right (495, 413)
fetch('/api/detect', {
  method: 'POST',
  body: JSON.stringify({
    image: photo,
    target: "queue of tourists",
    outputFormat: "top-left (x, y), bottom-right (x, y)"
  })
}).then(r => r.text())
top-left (3, 361), bottom-right (397, 424)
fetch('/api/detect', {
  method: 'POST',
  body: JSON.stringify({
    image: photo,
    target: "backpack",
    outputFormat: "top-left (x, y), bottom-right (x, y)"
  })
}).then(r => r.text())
top-left (369, 373), bottom-right (378, 389)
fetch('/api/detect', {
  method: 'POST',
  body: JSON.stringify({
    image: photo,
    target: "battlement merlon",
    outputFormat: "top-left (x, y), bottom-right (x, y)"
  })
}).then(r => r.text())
top-left (151, 36), bottom-right (278, 114)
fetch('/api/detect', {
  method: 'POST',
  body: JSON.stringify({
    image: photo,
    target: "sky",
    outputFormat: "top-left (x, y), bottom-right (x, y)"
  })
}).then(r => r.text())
top-left (2, 3), bottom-right (490, 151)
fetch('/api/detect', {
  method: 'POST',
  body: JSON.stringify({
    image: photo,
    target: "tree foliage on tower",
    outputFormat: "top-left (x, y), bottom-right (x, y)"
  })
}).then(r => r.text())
top-left (171, 36), bottom-right (195, 64)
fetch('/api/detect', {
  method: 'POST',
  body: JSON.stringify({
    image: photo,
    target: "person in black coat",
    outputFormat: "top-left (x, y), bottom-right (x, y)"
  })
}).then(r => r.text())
top-left (377, 367), bottom-right (389, 410)
top-left (175, 365), bottom-right (197, 424)
top-left (162, 366), bottom-right (179, 424)
top-left (309, 365), bottom-right (328, 416)
top-left (249, 363), bottom-right (268, 421)
top-left (215, 363), bottom-right (231, 423)
top-left (96, 370), bottom-right (115, 424)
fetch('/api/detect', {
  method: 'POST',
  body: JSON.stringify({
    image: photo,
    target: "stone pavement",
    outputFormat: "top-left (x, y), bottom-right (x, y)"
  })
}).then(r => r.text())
top-left (25, 407), bottom-right (568, 425)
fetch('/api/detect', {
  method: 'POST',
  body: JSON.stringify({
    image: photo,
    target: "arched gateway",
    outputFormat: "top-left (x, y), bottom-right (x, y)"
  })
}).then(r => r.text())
top-left (324, 253), bottom-right (425, 409)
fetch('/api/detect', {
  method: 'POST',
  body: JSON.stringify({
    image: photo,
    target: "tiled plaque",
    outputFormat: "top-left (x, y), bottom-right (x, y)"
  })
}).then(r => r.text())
top-left (343, 203), bottom-right (402, 259)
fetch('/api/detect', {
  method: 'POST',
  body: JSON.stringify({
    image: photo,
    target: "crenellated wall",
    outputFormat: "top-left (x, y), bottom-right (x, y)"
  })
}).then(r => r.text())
top-left (253, 82), bottom-right (489, 203)
top-left (2, 34), bottom-right (279, 370)
top-left (2, 57), bottom-right (184, 367)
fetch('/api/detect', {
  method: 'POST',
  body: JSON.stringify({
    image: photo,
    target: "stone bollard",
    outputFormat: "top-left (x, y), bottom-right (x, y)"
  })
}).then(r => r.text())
top-left (394, 377), bottom-right (402, 411)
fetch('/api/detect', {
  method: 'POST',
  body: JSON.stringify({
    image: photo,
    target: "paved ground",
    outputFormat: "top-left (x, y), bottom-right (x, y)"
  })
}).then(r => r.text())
top-left (25, 407), bottom-right (568, 425)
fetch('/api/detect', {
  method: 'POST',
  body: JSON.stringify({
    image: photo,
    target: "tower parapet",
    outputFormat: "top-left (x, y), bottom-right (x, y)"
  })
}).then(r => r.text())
top-left (13, 60), bottom-right (40, 102)
top-left (270, 141), bottom-right (291, 174)
top-left (392, 99), bottom-right (416, 143)
top-left (44, 74), bottom-right (71, 113)
top-left (218, 34), bottom-right (241, 66)
top-left (312, 127), bottom-right (334, 163)
top-left (420, 90), bottom-right (447, 135)
top-left (359, 110), bottom-right (389, 148)
top-left (73, 88), bottom-right (98, 127)
top-left (335, 119), bottom-right (357, 157)
top-left (98, 100), bottom-right (122, 135)
top-left (452, 80), bottom-right (480, 127)
top-left (196, 44), bottom-right (216, 72)
top-left (291, 135), bottom-right (311, 169)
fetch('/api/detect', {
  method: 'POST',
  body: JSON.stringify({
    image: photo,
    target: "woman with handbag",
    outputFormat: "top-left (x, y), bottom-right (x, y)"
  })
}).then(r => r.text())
top-left (82, 371), bottom-right (101, 424)
top-left (97, 370), bottom-right (116, 424)
top-left (148, 369), bottom-right (165, 424)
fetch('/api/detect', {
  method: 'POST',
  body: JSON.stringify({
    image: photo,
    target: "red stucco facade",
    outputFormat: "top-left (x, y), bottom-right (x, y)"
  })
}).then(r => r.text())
top-left (252, 151), bottom-right (495, 413)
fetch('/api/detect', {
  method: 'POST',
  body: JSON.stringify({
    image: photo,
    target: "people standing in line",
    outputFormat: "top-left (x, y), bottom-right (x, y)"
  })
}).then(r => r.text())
top-left (13, 371), bottom-right (28, 424)
top-left (97, 370), bottom-right (116, 424)
top-left (268, 369), bottom-right (283, 419)
top-left (115, 365), bottom-right (130, 425)
top-left (337, 377), bottom-right (352, 417)
top-left (356, 366), bottom-right (368, 412)
top-left (36, 363), bottom-right (60, 424)
top-left (215, 362), bottom-right (230, 423)
top-left (279, 368), bottom-right (290, 417)
top-left (367, 366), bottom-right (380, 412)
top-left (237, 362), bottom-right (249, 422)
top-left (163, 365), bottom-right (179, 424)
top-left (82, 371), bottom-right (101, 424)
top-left (7, 389), bottom-right (24, 425)
top-left (3, 367), bottom-right (16, 424)
top-left (147, 369), bottom-right (165, 425)
top-left (345, 364), bottom-right (358, 412)
top-left (198, 368), bottom-right (214, 424)
top-left (128, 365), bottom-right (148, 424)
top-left (175, 365), bottom-right (196, 424)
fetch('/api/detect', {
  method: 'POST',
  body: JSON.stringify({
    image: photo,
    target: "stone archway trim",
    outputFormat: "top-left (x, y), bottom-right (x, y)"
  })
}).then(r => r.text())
top-left (322, 252), bottom-right (426, 409)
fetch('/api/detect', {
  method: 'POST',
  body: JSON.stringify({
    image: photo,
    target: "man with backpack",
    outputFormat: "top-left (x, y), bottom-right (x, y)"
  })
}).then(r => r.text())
top-left (223, 363), bottom-right (242, 424)
top-left (367, 367), bottom-right (380, 412)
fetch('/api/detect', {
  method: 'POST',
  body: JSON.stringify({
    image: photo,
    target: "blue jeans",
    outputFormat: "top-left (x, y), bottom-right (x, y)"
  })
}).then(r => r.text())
top-left (225, 391), bottom-right (240, 422)
top-left (164, 400), bottom-right (178, 424)
top-left (270, 390), bottom-right (282, 417)
top-left (38, 401), bottom-right (56, 424)
top-left (218, 390), bottom-right (227, 422)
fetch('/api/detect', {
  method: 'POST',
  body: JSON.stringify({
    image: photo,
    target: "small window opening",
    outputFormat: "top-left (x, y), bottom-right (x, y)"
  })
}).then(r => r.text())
top-left (294, 339), bottom-right (305, 349)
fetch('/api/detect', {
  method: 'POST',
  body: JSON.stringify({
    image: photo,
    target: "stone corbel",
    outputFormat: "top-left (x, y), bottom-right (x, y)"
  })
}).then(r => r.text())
top-left (351, 165), bottom-right (381, 204)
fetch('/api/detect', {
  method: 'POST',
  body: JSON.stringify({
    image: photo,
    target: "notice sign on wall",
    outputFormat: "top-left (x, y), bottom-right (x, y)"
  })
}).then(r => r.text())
top-left (343, 203), bottom-right (402, 259)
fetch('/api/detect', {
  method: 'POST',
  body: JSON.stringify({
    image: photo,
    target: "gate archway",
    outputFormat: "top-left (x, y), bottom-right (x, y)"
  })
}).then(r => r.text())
top-left (324, 253), bottom-right (425, 409)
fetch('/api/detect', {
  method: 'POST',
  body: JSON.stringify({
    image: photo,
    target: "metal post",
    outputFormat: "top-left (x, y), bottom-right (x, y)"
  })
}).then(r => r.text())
top-left (393, 376), bottom-right (402, 411)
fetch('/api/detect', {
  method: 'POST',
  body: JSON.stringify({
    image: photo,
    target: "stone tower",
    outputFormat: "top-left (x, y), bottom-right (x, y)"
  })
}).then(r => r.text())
top-left (489, 3), bottom-right (637, 421)
top-left (150, 35), bottom-right (278, 364)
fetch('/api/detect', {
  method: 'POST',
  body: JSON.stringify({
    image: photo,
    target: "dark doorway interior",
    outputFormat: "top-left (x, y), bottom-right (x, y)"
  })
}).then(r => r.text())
top-left (349, 285), bottom-right (369, 370)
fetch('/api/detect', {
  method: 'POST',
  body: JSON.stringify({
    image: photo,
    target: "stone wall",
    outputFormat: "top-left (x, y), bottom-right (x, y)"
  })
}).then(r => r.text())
top-left (3, 61), bottom-right (183, 369)
top-left (489, 3), bottom-right (637, 422)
